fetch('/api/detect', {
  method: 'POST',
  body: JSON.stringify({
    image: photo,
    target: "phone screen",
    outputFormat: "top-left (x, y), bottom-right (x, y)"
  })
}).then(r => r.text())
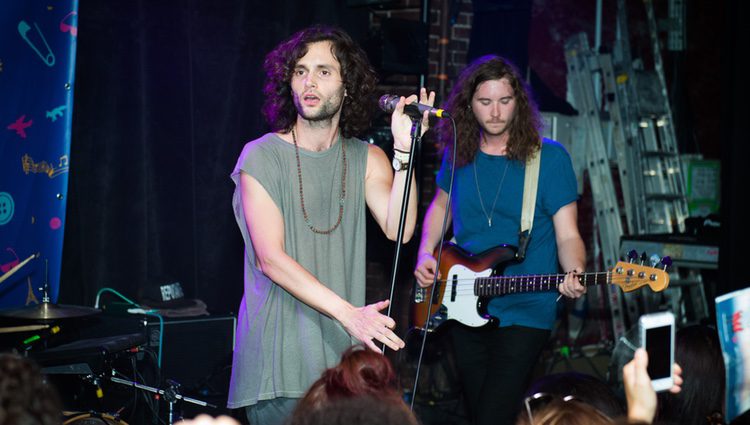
top-left (645, 324), bottom-right (672, 379)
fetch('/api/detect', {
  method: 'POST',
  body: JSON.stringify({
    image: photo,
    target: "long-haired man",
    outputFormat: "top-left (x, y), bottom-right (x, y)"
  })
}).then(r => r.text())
top-left (414, 55), bottom-right (586, 425)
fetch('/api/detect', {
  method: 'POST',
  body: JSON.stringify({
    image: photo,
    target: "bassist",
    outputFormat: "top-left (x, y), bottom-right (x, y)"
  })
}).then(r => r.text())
top-left (413, 55), bottom-right (586, 425)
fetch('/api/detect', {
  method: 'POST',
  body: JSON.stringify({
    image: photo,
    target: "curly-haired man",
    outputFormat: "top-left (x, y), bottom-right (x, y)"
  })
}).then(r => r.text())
top-left (228, 25), bottom-right (433, 424)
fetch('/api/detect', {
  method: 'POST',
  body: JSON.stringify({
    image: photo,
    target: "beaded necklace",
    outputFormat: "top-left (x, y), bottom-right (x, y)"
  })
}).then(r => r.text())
top-left (292, 127), bottom-right (347, 235)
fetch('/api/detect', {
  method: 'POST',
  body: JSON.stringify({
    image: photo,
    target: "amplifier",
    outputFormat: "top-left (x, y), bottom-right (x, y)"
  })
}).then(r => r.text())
top-left (144, 315), bottom-right (236, 392)
top-left (67, 313), bottom-right (236, 393)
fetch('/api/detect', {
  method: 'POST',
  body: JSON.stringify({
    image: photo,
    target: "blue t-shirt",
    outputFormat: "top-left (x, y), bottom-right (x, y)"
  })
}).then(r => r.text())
top-left (436, 139), bottom-right (578, 330)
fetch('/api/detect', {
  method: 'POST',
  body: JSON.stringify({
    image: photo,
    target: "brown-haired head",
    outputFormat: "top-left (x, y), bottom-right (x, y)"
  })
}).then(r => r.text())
top-left (517, 397), bottom-right (614, 425)
top-left (262, 25), bottom-right (378, 139)
top-left (0, 353), bottom-right (62, 425)
top-left (436, 55), bottom-right (542, 166)
top-left (291, 345), bottom-right (403, 421)
top-left (290, 396), bottom-right (420, 425)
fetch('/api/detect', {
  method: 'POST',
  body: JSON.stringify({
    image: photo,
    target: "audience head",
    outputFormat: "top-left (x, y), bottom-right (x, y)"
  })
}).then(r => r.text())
top-left (289, 395), bottom-right (419, 425)
top-left (655, 325), bottom-right (725, 425)
top-left (516, 395), bottom-right (614, 425)
top-left (289, 344), bottom-right (404, 422)
top-left (524, 371), bottom-right (625, 419)
top-left (0, 352), bottom-right (62, 425)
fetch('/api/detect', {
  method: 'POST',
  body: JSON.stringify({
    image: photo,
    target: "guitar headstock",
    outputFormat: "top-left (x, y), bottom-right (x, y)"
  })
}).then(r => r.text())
top-left (610, 261), bottom-right (670, 292)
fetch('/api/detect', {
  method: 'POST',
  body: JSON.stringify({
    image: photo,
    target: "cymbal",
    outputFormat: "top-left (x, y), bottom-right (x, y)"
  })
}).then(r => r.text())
top-left (0, 302), bottom-right (101, 320)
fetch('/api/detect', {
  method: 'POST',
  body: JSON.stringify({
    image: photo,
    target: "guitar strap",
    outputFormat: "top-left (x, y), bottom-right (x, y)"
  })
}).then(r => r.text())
top-left (517, 145), bottom-right (541, 260)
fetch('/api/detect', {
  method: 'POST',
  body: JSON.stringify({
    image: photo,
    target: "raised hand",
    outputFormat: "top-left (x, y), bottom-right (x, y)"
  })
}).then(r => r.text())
top-left (623, 348), bottom-right (683, 423)
top-left (391, 88), bottom-right (437, 152)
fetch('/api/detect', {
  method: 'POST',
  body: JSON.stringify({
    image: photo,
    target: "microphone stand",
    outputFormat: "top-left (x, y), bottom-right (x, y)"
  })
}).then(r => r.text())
top-left (107, 368), bottom-right (216, 425)
top-left (383, 117), bottom-right (421, 352)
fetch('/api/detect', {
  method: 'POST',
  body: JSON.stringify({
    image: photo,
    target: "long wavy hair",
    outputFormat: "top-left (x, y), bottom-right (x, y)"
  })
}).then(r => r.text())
top-left (262, 25), bottom-right (378, 139)
top-left (436, 55), bottom-right (542, 166)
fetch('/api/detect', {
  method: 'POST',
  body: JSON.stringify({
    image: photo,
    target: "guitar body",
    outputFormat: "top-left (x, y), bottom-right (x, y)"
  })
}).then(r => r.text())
top-left (413, 243), bottom-right (519, 331)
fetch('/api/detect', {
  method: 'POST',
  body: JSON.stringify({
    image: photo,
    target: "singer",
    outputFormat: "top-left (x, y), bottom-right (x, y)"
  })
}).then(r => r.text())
top-left (227, 25), bottom-right (435, 425)
top-left (413, 55), bottom-right (587, 425)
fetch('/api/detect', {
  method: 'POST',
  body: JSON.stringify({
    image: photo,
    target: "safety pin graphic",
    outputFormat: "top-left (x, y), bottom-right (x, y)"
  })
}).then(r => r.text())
top-left (18, 20), bottom-right (55, 67)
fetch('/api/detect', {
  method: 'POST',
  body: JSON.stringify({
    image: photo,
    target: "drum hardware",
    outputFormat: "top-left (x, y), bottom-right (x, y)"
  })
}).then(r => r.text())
top-left (107, 368), bottom-right (217, 425)
top-left (62, 410), bottom-right (129, 425)
top-left (0, 260), bottom-right (101, 321)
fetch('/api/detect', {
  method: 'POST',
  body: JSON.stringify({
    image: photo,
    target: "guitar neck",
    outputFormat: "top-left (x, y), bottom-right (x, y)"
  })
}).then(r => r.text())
top-left (475, 271), bottom-right (610, 297)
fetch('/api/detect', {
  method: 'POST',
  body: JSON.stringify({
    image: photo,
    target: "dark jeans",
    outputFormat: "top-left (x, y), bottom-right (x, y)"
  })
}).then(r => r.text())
top-left (450, 324), bottom-right (550, 425)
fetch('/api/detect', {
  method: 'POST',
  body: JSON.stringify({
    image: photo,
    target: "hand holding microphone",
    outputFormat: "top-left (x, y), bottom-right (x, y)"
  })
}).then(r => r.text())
top-left (384, 88), bottom-right (438, 152)
top-left (379, 93), bottom-right (449, 119)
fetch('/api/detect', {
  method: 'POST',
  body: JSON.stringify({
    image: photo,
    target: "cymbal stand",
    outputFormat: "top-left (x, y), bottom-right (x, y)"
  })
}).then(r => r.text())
top-left (107, 368), bottom-right (216, 425)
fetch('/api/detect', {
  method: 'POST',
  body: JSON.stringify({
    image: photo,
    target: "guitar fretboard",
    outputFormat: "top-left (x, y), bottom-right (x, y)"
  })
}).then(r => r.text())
top-left (475, 272), bottom-right (610, 296)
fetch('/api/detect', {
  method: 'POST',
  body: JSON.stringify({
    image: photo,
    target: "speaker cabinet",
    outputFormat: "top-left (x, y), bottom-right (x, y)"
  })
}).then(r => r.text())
top-left (144, 315), bottom-right (236, 392)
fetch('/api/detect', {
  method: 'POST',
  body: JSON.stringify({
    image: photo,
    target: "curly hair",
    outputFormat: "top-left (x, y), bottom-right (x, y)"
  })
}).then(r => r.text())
top-left (436, 55), bottom-right (543, 166)
top-left (0, 353), bottom-right (62, 425)
top-left (262, 25), bottom-right (378, 139)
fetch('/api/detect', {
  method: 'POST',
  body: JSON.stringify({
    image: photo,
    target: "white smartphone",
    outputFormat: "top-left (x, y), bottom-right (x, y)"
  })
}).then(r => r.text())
top-left (638, 311), bottom-right (675, 392)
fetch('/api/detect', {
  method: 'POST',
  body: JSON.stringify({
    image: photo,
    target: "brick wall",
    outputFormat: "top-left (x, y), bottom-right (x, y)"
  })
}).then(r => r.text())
top-left (363, 1), bottom-right (475, 335)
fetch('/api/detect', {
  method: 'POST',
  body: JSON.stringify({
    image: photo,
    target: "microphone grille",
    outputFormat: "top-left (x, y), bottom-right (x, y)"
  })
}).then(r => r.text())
top-left (378, 94), bottom-right (399, 112)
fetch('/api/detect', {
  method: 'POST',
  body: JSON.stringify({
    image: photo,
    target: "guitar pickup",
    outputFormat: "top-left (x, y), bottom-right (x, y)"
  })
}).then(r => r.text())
top-left (451, 274), bottom-right (457, 302)
top-left (414, 286), bottom-right (425, 303)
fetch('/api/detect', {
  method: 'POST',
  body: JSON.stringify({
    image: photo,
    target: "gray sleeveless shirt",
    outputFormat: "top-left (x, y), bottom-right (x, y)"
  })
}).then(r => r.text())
top-left (227, 133), bottom-right (368, 408)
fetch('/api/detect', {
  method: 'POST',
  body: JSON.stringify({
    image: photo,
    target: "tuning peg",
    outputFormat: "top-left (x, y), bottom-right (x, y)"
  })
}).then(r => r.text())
top-left (649, 254), bottom-right (661, 267)
top-left (660, 256), bottom-right (672, 270)
top-left (640, 252), bottom-right (648, 265)
top-left (627, 250), bottom-right (638, 263)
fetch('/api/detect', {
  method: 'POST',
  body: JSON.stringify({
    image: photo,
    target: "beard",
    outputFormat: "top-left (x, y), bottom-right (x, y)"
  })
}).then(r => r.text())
top-left (293, 89), bottom-right (345, 125)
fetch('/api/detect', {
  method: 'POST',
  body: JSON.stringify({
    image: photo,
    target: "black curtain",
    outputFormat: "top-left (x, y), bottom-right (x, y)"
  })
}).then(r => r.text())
top-left (718, 0), bottom-right (749, 296)
top-left (61, 0), bottom-right (371, 313)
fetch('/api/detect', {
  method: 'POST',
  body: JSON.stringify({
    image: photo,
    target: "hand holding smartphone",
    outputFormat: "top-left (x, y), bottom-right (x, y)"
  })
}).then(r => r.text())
top-left (638, 311), bottom-right (675, 392)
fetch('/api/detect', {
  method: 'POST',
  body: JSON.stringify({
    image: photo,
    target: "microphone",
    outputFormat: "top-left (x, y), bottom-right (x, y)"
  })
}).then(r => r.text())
top-left (379, 94), bottom-right (450, 119)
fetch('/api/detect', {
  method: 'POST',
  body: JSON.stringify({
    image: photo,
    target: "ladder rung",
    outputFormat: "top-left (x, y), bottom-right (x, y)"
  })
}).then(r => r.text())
top-left (642, 150), bottom-right (677, 157)
top-left (645, 193), bottom-right (685, 201)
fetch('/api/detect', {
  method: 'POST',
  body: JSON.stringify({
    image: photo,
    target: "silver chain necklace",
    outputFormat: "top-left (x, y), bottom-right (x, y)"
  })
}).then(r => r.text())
top-left (473, 157), bottom-right (510, 228)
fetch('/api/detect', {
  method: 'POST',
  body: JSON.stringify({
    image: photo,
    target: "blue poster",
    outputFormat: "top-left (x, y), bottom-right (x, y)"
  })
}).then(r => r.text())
top-left (0, 1), bottom-right (78, 307)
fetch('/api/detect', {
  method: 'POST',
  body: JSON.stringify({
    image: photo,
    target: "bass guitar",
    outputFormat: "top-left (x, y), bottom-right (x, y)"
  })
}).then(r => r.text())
top-left (413, 242), bottom-right (670, 331)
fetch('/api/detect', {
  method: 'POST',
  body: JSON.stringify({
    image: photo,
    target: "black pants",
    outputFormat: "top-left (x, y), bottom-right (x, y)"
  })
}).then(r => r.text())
top-left (450, 324), bottom-right (550, 425)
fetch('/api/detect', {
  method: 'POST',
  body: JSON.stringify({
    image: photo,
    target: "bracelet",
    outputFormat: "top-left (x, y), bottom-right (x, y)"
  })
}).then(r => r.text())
top-left (394, 148), bottom-right (410, 154)
top-left (393, 149), bottom-right (410, 161)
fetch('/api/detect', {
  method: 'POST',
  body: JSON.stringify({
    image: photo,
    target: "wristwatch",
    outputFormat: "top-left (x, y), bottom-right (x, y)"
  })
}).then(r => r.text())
top-left (392, 149), bottom-right (410, 171)
top-left (392, 156), bottom-right (409, 171)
